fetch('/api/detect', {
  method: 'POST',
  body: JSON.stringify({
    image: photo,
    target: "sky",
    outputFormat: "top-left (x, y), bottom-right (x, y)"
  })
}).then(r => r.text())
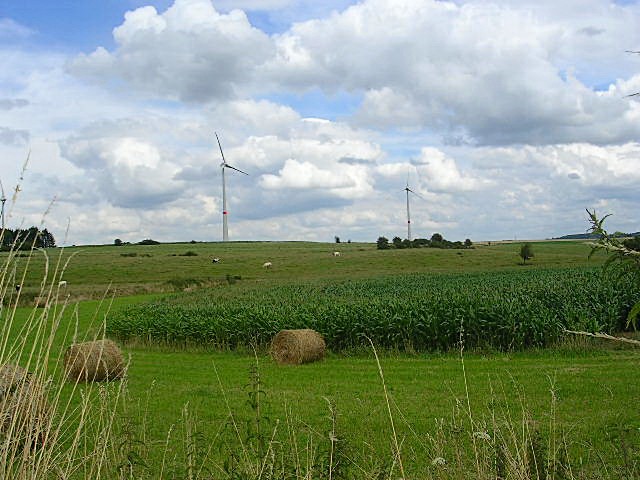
top-left (0, 0), bottom-right (639, 245)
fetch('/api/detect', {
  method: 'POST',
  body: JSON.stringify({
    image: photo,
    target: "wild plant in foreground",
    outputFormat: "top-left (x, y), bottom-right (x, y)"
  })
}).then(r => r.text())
top-left (0, 221), bottom-right (129, 479)
top-left (587, 209), bottom-right (640, 330)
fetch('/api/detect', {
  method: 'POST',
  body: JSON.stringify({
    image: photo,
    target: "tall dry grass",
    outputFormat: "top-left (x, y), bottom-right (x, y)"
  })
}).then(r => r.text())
top-left (0, 166), bottom-right (128, 479)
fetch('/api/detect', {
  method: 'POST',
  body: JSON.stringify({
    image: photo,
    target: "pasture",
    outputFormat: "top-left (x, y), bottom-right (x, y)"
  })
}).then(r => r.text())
top-left (1, 239), bottom-right (639, 478)
top-left (3, 239), bottom-right (606, 303)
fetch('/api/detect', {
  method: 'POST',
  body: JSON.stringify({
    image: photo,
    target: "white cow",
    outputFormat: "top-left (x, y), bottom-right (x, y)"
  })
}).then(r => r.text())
top-left (332, 251), bottom-right (341, 257)
top-left (262, 261), bottom-right (272, 269)
top-left (58, 280), bottom-right (67, 288)
top-left (212, 258), bottom-right (220, 264)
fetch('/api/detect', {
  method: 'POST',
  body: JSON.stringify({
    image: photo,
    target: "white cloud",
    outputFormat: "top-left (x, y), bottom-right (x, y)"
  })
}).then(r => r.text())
top-left (0, 127), bottom-right (29, 146)
top-left (61, 135), bottom-right (185, 208)
top-left (66, 0), bottom-right (640, 145)
top-left (260, 159), bottom-right (373, 199)
top-left (69, 0), bottom-right (273, 102)
top-left (2, 0), bottom-right (640, 245)
top-left (265, 0), bottom-right (640, 145)
top-left (0, 98), bottom-right (29, 110)
top-left (0, 18), bottom-right (34, 39)
top-left (414, 147), bottom-right (485, 193)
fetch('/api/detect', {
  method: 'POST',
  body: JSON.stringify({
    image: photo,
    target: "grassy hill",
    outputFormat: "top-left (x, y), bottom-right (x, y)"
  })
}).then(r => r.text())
top-left (3, 239), bottom-right (606, 305)
top-left (2, 239), bottom-right (637, 479)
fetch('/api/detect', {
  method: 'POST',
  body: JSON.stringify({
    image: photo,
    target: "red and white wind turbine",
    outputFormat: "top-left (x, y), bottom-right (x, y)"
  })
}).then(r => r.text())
top-left (215, 132), bottom-right (248, 242)
top-left (404, 177), bottom-right (423, 241)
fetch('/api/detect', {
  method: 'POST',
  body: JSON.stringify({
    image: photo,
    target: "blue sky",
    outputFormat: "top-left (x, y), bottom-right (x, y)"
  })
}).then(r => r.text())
top-left (0, 0), bottom-right (357, 48)
top-left (0, 0), bottom-right (639, 244)
top-left (1, 1), bottom-right (164, 49)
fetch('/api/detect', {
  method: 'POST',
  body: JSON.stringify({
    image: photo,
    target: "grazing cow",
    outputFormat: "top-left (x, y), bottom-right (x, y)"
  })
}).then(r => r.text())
top-left (262, 261), bottom-right (272, 269)
top-left (332, 251), bottom-right (341, 257)
top-left (15, 284), bottom-right (21, 293)
top-left (212, 258), bottom-right (220, 264)
top-left (58, 280), bottom-right (67, 288)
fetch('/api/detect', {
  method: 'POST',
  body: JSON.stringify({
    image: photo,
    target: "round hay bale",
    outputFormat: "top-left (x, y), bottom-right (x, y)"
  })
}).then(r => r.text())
top-left (63, 339), bottom-right (125, 383)
top-left (0, 364), bottom-right (50, 446)
top-left (34, 296), bottom-right (48, 308)
top-left (270, 329), bottom-right (326, 365)
top-left (0, 364), bottom-right (29, 397)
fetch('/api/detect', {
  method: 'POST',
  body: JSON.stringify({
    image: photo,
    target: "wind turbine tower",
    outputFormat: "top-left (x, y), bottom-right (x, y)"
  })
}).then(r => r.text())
top-left (0, 180), bottom-right (6, 231)
top-left (404, 180), bottom-right (422, 242)
top-left (215, 133), bottom-right (248, 242)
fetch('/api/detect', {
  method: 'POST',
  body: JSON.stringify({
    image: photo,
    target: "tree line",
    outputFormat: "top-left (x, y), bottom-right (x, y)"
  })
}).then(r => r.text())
top-left (377, 233), bottom-right (472, 250)
top-left (1, 227), bottom-right (56, 251)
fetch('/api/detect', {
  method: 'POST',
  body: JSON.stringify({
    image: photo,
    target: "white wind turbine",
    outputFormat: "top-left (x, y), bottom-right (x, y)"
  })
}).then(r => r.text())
top-left (404, 176), bottom-right (424, 242)
top-left (215, 132), bottom-right (248, 242)
top-left (0, 179), bottom-right (6, 231)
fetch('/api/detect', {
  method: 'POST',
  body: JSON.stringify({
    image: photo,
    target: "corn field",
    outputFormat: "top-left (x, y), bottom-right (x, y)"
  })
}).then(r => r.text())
top-left (108, 267), bottom-right (639, 351)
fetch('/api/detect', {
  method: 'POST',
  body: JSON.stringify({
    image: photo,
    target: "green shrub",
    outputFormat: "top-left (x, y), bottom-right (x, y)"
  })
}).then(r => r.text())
top-left (137, 239), bottom-right (160, 245)
top-left (519, 243), bottom-right (534, 264)
top-left (376, 236), bottom-right (390, 250)
top-left (165, 278), bottom-right (205, 290)
top-left (623, 236), bottom-right (640, 252)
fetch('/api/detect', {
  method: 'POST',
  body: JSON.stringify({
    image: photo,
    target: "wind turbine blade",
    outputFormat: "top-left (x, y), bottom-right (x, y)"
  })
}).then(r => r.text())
top-left (625, 50), bottom-right (640, 54)
top-left (625, 92), bottom-right (640, 97)
top-left (224, 164), bottom-right (249, 175)
top-left (407, 187), bottom-right (425, 200)
top-left (0, 179), bottom-right (5, 199)
top-left (215, 132), bottom-right (227, 165)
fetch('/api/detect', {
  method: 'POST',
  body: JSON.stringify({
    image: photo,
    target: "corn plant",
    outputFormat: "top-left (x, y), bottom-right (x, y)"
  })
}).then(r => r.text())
top-left (108, 267), bottom-right (640, 352)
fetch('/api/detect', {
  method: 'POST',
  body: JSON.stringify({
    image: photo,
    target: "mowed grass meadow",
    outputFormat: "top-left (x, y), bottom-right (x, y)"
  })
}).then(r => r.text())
top-left (2, 239), bottom-right (640, 479)
top-left (5, 239), bottom-right (602, 302)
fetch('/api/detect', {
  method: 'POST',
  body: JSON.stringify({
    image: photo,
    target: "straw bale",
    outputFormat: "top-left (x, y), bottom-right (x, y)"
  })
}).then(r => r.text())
top-left (270, 329), bottom-right (326, 365)
top-left (64, 339), bottom-right (125, 383)
top-left (34, 296), bottom-right (47, 308)
top-left (0, 364), bottom-right (50, 445)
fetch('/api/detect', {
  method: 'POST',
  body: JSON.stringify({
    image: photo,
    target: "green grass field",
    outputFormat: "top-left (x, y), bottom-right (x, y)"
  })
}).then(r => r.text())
top-left (3, 239), bottom-right (606, 303)
top-left (2, 240), bottom-right (639, 478)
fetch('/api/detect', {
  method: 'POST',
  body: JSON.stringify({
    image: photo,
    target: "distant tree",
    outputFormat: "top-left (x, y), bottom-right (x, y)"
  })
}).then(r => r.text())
top-left (464, 238), bottom-right (473, 248)
top-left (1, 229), bottom-right (14, 250)
top-left (25, 227), bottom-right (39, 247)
top-left (5, 227), bottom-right (55, 250)
top-left (335, 236), bottom-right (341, 243)
top-left (623, 236), bottom-right (640, 252)
top-left (138, 239), bottom-right (160, 245)
top-left (376, 236), bottom-right (390, 250)
top-left (413, 238), bottom-right (430, 247)
top-left (401, 239), bottom-right (412, 249)
top-left (430, 233), bottom-right (444, 243)
top-left (392, 236), bottom-right (403, 249)
top-left (519, 243), bottom-right (534, 265)
top-left (40, 228), bottom-right (56, 248)
top-left (114, 238), bottom-right (123, 246)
